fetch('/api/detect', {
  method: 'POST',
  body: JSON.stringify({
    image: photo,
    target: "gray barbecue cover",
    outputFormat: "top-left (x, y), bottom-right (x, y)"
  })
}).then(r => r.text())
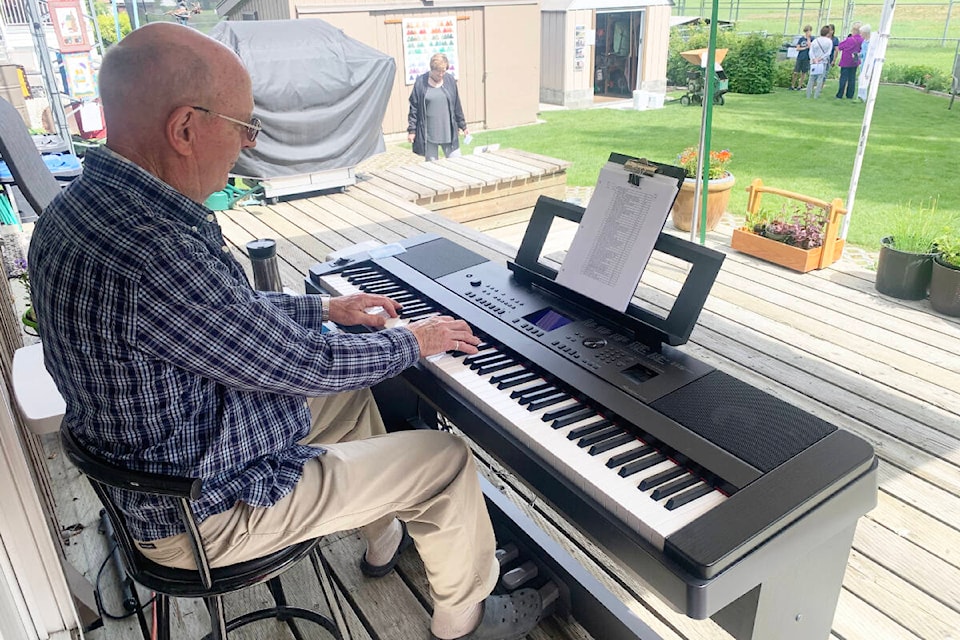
top-left (209, 20), bottom-right (394, 178)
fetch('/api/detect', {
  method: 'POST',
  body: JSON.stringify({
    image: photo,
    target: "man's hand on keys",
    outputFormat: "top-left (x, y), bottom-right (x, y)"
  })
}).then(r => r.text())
top-left (329, 294), bottom-right (401, 328)
top-left (408, 316), bottom-right (481, 357)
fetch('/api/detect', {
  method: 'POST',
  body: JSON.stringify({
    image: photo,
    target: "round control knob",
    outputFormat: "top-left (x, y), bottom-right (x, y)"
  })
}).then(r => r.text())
top-left (582, 337), bottom-right (607, 349)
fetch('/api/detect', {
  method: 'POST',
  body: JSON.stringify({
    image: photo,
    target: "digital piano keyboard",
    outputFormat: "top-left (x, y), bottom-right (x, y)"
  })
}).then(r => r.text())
top-left (305, 196), bottom-right (878, 640)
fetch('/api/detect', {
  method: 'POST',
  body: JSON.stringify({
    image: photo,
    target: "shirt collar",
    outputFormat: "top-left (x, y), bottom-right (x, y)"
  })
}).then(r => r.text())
top-left (83, 146), bottom-right (212, 228)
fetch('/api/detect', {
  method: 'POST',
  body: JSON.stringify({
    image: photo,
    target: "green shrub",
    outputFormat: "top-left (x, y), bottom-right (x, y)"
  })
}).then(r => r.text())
top-left (881, 63), bottom-right (950, 92)
top-left (724, 33), bottom-right (779, 94)
top-left (96, 3), bottom-right (132, 47)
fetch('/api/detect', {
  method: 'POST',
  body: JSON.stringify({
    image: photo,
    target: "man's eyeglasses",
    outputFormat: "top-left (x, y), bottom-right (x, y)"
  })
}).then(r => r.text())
top-left (192, 106), bottom-right (262, 142)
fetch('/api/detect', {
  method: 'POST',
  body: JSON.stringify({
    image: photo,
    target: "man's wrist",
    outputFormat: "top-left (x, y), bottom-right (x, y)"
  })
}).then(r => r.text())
top-left (320, 295), bottom-right (331, 322)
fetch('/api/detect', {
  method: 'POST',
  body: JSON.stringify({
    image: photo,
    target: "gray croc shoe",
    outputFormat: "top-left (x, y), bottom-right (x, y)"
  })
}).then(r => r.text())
top-left (429, 588), bottom-right (543, 640)
top-left (360, 521), bottom-right (414, 578)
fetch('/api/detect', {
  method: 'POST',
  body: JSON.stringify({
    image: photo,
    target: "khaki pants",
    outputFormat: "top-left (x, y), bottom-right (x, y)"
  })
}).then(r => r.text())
top-left (139, 388), bottom-right (498, 608)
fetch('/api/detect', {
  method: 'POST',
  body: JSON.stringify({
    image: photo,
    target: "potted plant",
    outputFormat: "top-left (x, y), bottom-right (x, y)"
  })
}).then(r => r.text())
top-left (12, 258), bottom-right (38, 335)
top-left (930, 234), bottom-right (960, 316)
top-left (669, 147), bottom-right (734, 232)
top-left (730, 179), bottom-right (846, 273)
top-left (875, 198), bottom-right (947, 300)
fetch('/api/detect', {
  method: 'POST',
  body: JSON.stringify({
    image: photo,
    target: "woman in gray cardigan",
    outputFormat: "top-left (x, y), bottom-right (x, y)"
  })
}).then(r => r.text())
top-left (407, 53), bottom-right (469, 161)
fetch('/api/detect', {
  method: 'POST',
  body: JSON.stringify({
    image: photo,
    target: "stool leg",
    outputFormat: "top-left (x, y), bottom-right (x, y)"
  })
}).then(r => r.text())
top-left (205, 595), bottom-right (229, 640)
top-left (154, 594), bottom-right (172, 640)
top-left (266, 577), bottom-right (307, 640)
top-left (312, 550), bottom-right (350, 640)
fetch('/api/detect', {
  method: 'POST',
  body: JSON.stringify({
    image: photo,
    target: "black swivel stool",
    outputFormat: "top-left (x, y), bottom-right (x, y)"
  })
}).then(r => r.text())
top-left (60, 426), bottom-right (346, 640)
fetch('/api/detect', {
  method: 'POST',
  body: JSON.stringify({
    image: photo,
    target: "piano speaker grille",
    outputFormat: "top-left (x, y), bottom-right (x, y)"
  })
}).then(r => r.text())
top-left (650, 371), bottom-right (836, 473)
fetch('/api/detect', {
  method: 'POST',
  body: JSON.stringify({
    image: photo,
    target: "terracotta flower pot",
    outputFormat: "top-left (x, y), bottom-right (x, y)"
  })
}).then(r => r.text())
top-left (670, 173), bottom-right (735, 232)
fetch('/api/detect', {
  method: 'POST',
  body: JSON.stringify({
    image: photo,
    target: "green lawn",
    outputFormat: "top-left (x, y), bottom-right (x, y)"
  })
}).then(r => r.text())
top-left (463, 85), bottom-right (959, 250)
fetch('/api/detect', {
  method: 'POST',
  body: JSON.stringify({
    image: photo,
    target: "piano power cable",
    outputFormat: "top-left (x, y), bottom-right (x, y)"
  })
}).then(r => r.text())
top-left (95, 508), bottom-right (155, 621)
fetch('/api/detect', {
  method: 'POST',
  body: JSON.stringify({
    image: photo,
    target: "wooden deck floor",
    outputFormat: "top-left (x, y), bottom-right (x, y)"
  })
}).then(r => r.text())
top-left (50, 151), bottom-right (960, 640)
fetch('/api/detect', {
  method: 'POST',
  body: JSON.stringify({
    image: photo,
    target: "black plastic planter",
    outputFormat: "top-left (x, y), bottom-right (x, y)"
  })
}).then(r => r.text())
top-left (930, 257), bottom-right (960, 317)
top-left (875, 237), bottom-right (936, 300)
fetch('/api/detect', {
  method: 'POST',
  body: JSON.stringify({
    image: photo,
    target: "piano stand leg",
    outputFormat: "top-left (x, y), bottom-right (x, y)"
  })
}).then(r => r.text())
top-left (712, 523), bottom-right (855, 640)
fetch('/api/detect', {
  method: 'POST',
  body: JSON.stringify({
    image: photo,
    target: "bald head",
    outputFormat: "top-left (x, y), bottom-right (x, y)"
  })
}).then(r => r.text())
top-left (97, 23), bottom-right (255, 201)
top-left (99, 23), bottom-right (247, 155)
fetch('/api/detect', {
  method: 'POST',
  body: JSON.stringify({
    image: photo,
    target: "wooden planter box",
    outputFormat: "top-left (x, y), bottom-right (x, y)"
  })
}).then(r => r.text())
top-left (731, 228), bottom-right (845, 273)
top-left (735, 179), bottom-right (848, 273)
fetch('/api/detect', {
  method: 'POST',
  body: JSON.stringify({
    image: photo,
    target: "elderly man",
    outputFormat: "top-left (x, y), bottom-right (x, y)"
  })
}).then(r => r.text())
top-left (29, 23), bottom-right (541, 640)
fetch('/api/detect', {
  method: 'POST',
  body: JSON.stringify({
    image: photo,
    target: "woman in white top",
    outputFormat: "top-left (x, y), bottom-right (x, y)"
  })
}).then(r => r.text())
top-left (807, 26), bottom-right (835, 99)
top-left (857, 24), bottom-right (874, 101)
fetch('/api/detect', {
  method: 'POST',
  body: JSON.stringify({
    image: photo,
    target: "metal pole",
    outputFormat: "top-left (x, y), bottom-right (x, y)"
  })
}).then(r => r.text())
top-left (784, 0), bottom-right (791, 36)
top-left (129, 0), bottom-right (140, 29)
top-left (110, 0), bottom-right (121, 43)
top-left (842, 0), bottom-right (897, 239)
top-left (691, 0), bottom-right (720, 245)
top-left (24, 0), bottom-right (73, 148)
top-left (87, 0), bottom-right (104, 55)
top-left (943, 0), bottom-right (954, 47)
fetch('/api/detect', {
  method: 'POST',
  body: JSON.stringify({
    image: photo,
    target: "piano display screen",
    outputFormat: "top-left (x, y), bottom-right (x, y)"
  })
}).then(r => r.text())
top-left (524, 307), bottom-right (574, 332)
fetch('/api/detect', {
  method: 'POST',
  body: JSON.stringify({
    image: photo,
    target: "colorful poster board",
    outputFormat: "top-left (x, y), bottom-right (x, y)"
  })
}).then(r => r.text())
top-left (49, 0), bottom-right (91, 54)
top-left (62, 51), bottom-right (96, 97)
top-left (402, 16), bottom-right (459, 85)
top-left (574, 25), bottom-right (586, 71)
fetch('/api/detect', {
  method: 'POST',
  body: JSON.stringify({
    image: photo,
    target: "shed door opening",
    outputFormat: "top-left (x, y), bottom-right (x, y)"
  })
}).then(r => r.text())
top-left (594, 10), bottom-right (645, 99)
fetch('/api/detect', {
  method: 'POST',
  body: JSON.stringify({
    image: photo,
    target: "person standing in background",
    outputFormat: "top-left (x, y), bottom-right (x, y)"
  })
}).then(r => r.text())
top-left (807, 26), bottom-right (834, 99)
top-left (835, 22), bottom-right (863, 99)
top-left (407, 53), bottom-right (469, 162)
top-left (857, 24), bottom-right (874, 101)
top-left (791, 25), bottom-right (814, 90)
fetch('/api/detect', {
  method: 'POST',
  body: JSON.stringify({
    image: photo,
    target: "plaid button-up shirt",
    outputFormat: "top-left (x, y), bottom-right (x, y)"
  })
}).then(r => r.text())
top-left (29, 147), bottom-right (420, 541)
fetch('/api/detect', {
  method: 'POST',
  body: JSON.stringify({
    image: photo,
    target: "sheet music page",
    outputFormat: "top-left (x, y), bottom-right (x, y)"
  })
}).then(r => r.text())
top-left (555, 161), bottom-right (677, 312)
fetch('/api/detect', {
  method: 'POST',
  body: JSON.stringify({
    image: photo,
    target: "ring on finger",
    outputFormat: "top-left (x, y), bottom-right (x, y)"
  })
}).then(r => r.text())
top-left (454, 340), bottom-right (460, 352)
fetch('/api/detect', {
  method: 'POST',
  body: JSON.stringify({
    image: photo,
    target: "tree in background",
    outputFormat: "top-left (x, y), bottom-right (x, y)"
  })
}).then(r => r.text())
top-left (95, 1), bottom-right (132, 47)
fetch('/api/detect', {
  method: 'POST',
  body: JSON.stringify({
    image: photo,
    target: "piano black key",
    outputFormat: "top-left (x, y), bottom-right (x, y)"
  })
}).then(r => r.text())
top-left (351, 274), bottom-right (389, 285)
top-left (469, 354), bottom-right (510, 370)
top-left (551, 408), bottom-right (596, 429)
top-left (567, 419), bottom-right (613, 440)
top-left (638, 467), bottom-right (687, 491)
top-left (476, 360), bottom-right (520, 376)
top-left (605, 444), bottom-right (653, 468)
top-left (497, 372), bottom-right (539, 390)
top-left (490, 368), bottom-right (528, 385)
top-left (666, 484), bottom-right (715, 510)
top-left (577, 425), bottom-right (624, 448)
top-left (464, 349), bottom-right (499, 365)
top-left (542, 404), bottom-right (587, 423)
top-left (618, 453), bottom-right (667, 477)
top-left (527, 393), bottom-right (569, 412)
top-left (511, 383), bottom-right (554, 400)
top-left (341, 265), bottom-right (375, 275)
top-left (588, 432), bottom-right (636, 455)
top-left (392, 293), bottom-right (418, 303)
top-left (651, 475), bottom-right (700, 500)
top-left (364, 283), bottom-right (404, 294)
top-left (517, 387), bottom-right (562, 405)
top-left (400, 306), bottom-right (433, 318)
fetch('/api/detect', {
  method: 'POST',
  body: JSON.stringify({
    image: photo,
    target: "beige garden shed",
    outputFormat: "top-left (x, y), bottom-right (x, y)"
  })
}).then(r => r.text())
top-left (540, 0), bottom-right (672, 109)
top-left (216, 0), bottom-right (541, 135)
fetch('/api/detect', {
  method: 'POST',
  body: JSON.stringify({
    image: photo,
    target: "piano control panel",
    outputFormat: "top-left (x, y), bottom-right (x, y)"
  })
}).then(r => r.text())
top-left (435, 260), bottom-right (713, 404)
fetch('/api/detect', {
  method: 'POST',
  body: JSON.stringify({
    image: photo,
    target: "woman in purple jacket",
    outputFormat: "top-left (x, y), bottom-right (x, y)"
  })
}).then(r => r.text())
top-left (407, 53), bottom-right (469, 162)
top-left (835, 23), bottom-right (863, 99)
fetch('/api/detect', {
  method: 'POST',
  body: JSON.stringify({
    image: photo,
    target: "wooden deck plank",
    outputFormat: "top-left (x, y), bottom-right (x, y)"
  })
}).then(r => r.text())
top-left (445, 155), bottom-right (528, 181)
top-left (362, 175), bottom-right (421, 202)
top-left (386, 166), bottom-right (454, 196)
top-left (495, 148), bottom-right (566, 173)
top-left (502, 148), bottom-right (574, 170)
top-left (417, 160), bottom-right (495, 189)
top-left (375, 169), bottom-right (437, 199)
top-left (466, 153), bottom-right (535, 180)
top-left (438, 156), bottom-right (518, 184)
top-left (402, 161), bottom-right (475, 191)
top-left (427, 158), bottom-right (500, 187)
top-left (403, 161), bottom-right (473, 193)
top-left (475, 151), bottom-right (548, 177)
